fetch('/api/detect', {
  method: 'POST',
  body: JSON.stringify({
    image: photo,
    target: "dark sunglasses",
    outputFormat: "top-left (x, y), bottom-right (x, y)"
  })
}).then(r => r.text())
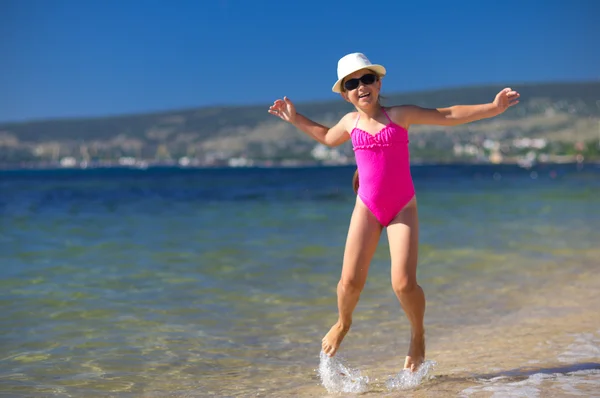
top-left (343, 73), bottom-right (378, 91)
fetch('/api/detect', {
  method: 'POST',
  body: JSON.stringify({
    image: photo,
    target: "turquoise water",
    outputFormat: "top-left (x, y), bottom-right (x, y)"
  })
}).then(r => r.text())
top-left (1, 164), bottom-right (599, 396)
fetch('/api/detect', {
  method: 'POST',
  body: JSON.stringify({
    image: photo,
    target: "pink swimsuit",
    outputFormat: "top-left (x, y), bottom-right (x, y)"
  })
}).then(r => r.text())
top-left (351, 108), bottom-right (415, 227)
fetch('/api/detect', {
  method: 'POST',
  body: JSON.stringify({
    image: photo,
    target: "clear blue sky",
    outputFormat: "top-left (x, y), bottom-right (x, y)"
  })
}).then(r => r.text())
top-left (1, 0), bottom-right (598, 122)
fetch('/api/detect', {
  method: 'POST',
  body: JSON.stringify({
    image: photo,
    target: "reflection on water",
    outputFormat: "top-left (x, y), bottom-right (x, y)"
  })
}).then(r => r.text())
top-left (1, 164), bottom-right (599, 396)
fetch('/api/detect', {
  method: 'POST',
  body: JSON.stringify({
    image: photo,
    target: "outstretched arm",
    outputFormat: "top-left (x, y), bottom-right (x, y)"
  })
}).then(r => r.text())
top-left (268, 97), bottom-right (351, 147)
top-left (401, 88), bottom-right (520, 127)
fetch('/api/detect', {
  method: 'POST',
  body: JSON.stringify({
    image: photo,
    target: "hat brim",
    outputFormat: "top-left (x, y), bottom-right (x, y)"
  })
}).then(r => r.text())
top-left (331, 65), bottom-right (386, 93)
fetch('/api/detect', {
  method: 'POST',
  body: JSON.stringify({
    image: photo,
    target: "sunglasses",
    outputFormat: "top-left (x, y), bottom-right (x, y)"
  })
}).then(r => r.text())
top-left (343, 73), bottom-right (378, 91)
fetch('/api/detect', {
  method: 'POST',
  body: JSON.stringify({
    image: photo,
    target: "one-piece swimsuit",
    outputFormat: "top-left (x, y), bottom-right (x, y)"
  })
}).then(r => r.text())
top-left (350, 107), bottom-right (415, 226)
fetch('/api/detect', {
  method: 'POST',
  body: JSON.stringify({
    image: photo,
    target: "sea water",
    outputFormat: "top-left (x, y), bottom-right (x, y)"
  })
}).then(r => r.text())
top-left (1, 164), bottom-right (599, 396)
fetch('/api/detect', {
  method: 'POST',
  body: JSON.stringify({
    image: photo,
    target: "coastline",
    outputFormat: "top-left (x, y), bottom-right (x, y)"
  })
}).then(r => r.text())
top-left (0, 159), bottom-right (596, 173)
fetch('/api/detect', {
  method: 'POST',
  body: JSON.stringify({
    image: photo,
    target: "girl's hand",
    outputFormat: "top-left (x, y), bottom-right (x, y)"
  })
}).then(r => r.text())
top-left (493, 88), bottom-right (520, 114)
top-left (268, 96), bottom-right (297, 124)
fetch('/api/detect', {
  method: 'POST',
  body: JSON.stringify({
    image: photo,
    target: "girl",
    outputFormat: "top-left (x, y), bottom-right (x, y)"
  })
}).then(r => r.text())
top-left (268, 52), bottom-right (519, 372)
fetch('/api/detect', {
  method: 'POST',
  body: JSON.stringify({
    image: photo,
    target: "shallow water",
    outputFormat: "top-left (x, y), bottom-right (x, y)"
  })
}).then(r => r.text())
top-left (1, 164), bottom-right (599, 397)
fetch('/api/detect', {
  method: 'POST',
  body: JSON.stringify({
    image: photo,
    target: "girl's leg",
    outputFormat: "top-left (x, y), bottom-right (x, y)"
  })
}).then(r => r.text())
top-left (322, 196), bottom-right (382, 357)
top-left (386, 198), bottom-right (426, 371)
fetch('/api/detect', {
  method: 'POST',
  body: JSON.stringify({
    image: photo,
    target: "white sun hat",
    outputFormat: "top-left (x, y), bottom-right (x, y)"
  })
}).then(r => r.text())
top-left (331, 52), bottom-right (386, 93)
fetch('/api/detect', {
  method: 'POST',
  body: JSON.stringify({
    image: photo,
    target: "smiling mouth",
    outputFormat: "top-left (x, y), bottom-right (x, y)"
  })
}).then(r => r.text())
top-left (359, 93), bottom-right (370, 99)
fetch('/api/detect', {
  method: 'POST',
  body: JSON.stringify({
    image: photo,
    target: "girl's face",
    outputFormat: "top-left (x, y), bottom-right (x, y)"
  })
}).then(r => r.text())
top-left (340, 68), bottom-right (381, 109)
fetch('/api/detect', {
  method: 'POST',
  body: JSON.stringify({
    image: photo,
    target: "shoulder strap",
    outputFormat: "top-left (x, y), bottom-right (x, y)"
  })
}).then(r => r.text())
top-left (381, 107), bottom-right (393, 123)
top-left (354, 113), bottom-right (361, 128)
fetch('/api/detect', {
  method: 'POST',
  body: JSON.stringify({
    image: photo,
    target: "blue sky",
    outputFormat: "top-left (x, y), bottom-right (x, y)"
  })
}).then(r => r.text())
top-left (1, 0), bottom-right (598, 122)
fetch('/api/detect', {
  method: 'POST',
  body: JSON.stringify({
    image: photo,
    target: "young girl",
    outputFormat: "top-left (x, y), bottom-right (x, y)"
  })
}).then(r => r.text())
top-left (268, 52), bottom-right (520, 372)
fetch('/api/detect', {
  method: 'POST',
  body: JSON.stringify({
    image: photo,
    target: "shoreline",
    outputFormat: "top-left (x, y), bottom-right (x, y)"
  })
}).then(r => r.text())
top-left (0, 160), bottom-right (596, 173)
top-left (277, 259), bottom-right (600, 397)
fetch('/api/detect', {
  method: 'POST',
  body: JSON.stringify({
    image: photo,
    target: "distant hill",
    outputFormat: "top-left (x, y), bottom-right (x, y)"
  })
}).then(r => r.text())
top-left (1, 81), bottom-right (599, 166)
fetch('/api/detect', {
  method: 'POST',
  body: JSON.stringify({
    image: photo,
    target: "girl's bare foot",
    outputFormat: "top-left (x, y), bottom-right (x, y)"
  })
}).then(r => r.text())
top-left (403, 331), bottom-right (425, 372)
top-left (322, 322), bottom-right (350, 357)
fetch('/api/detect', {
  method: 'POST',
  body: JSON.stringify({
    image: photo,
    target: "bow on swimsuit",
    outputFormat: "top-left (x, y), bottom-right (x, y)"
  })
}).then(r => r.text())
top-left (351, 107), bottom-right (415, 227)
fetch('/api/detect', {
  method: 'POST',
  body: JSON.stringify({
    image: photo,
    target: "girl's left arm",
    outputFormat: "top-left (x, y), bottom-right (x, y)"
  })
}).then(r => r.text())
top-left (399, 88), bottom-right (520, 127)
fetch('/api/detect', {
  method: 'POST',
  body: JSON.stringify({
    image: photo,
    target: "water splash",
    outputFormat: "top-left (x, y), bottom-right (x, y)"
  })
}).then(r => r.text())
top-left (385, 360), bottom-right (437, 391)
top-left (317, 350), bottom-right (369, 394)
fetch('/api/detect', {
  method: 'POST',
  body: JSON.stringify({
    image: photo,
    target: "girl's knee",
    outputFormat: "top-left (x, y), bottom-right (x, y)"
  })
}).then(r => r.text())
top-left (392, 276), bottom-right (418, 295)
top-left (339, 277), bottom-right (364, 294)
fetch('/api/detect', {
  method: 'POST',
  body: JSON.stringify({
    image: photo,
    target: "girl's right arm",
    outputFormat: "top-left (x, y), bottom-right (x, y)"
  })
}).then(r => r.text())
top-left (269, 96), bottom-right (351, 147)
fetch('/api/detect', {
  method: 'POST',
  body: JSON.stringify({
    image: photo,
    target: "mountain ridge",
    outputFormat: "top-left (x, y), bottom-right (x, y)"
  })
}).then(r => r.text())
top-left (1, 81), bottom-right (599, 166)
top-left (2, 80), bottom-right (598, 125)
